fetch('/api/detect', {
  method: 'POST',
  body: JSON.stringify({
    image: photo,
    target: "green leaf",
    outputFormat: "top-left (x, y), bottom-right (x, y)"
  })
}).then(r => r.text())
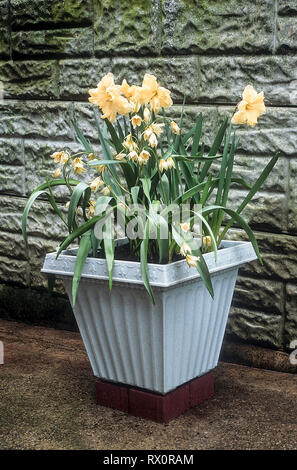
top-left (56, 208), bottom-right (114, 258)
top-left (72, 230), bottom-right (92, 306)
top-left (72, 120), bottom-right (93, 154)
top-left (203, 205), bottom-right (262, 263)
top-left (68, 182), bottom-right (90, 233)
top-left (191, 113), bottom-right (203, 157)
top-left (218, 153), bottom-right (280, 243)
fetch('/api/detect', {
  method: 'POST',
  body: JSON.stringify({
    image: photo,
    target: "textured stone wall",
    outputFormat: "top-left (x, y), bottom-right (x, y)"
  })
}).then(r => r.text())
top-left (0, 0), bottom-right (296, 349)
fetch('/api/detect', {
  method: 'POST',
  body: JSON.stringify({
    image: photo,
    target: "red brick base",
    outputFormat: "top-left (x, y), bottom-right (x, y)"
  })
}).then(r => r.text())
top-left (95, 372), bottom-right (214, 423)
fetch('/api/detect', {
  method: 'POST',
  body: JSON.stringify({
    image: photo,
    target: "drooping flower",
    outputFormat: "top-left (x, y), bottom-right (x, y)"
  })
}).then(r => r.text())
top-left (131, 115), bottom-right (142, 128)
top-left (137, 74), bottom-right (172, 112)
top-left (90, 176), bottom-right (104, 193)
top-left (143, 107), bottom-right (151, 123)
top-left (96, 164), bottom-right (106, 174)
top-left (87, 200), bottom-right (96, 218)
top-left (180, 222), bottom-right (190, 232)
top-left (88, 73), bottom-right (132, 122)
top-left (88, 153), bottom-right (96, 161)
top-left (72, 157), bottom-right (86, 175)
top-left (138, 150), bottom-right (150, 165)
top-left (203, 235), bottom-right (212, 248)
top-left (148, 132), bottom-right (158, 148)
top-left (128, 150), bottom-right (139, 162)
top-left (186, 254), bottom-right (200, 268)
top-left (101, 185), bottom-right (111, 196)
top-left (53, 168), bottom-right (61, 178)
top-left (159, 159), bottom-right (167, 172)
top-left (115, 152), bottom-right (126, 161)
top-left (50, 151), bottom-right (69, 165)
top-left (231, 85), bottom-right (266, 127)
top-left (123, 133), bottom-right (138, 152)
top-left (166, 157), bottom-right (175, 169)
top-left (150, 123), bottom-right (164, 136)
top-left (180, 242), bottom-right (191, 257)
top-left (170, 121), bottom-right (180, 135)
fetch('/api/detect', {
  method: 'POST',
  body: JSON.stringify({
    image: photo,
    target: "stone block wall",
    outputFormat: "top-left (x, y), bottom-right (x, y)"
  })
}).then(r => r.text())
top-left (0, 0), bottom-right (296, 349)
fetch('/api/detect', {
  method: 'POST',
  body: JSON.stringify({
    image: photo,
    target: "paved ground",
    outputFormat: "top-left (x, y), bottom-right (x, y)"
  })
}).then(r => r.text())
top-left (0, 319), bottom-right (296, 450)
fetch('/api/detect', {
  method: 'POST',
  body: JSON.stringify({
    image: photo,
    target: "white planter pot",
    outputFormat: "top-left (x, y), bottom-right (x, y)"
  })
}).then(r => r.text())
top-left (42, 240), bottom-right (256, 394)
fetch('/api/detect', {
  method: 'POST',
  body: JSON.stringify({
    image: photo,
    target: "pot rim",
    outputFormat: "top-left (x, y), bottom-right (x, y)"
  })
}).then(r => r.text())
top-left (41, 239), bottom-right (257, 288)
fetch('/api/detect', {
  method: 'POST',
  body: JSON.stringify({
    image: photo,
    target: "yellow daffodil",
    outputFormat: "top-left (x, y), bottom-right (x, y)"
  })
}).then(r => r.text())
top-left (170, 121), bottom-right (180, 135)
top-left (53, 168), bottom-right (61, 178)
top-left (186, 254), bottom-right (200, 268)
top-left (88, 73), bottom-right (132, 122)
top-left (180, 222), bottom-right (190, 232)
top-left (90, 176), bottom-right (104, 193)
top-left (121, 79), bottom-right (140, 100)
top-left (72, 157), bottom-right (86, 174)
top-left (101, 185), bottom-right (111, 196)
top-left (88, 153), bottom-right (96, 160)
top-left (50, 151), bottom-right (69, 165)
top-left (180, 242), bottom-right (191, 257)
top-left (137, 74), bottom-right (173, 112)
top-left (231, 85), bottom-right (266, 127)
top-left (131, 115), bottom-right (142, 128)
top-left (143, 107), bottom-right (151, 123)
top-left (87, 200), bottom-right (96, 218)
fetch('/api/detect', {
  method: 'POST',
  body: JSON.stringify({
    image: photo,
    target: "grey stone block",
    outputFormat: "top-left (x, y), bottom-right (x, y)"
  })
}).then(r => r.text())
top-left (0, 60), bottom-right (59, 99)
top-left (93, 0), bottom-right (162, 55)
top-left (284, 283), bottom-right (297, 349)
top-left (12, 28), bottom-right (94, 58)
top-left (0, 101), bottom-right (74, 139)
top-left (199, 55), bottom-right (297, 107)
top-left (58, 58), bottom-right (112, 100)
top-left (227, 306), bottom-right (283, 349)
top-left (233, 276), bottom-right (285, 315)
top-left (162, 0), bottom-right (274, 54)
top-left (10, 0), bottom-right (93, 28)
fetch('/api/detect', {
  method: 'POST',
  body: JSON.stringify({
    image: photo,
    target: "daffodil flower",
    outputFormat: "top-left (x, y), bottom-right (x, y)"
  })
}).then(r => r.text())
top-left (231, 85), bottom-right (266, 127)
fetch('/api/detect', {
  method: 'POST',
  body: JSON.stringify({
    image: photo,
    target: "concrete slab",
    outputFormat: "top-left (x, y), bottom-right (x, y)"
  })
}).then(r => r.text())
top-left (0, 319), bottom-right (296, 450)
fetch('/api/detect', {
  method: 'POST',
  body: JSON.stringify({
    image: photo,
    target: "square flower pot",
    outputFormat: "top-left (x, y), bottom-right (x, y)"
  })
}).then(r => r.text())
top-left (42, 239), bottom-right (256, 394)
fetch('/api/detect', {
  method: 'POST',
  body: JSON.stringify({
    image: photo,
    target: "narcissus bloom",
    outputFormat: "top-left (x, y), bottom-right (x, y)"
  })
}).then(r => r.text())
top-left (72, 157), bottom-right (86, 174)
top-left (128, 150), bottom-right (139, 162)
top-left (88, 153), bottom-right (96, 160)
top-left (203, 235), bottom-right (212, 247)
top-left (148, 132), bottom-right (158, 148)
top-left (180, 222), bottom-right (190, 232)
top-left (50, 151), bottom-right (69, 165)
top-left (150, 123), bottom-right (164, 136)
top-left (131, 115), bottom-right (142, 128)
top-left (53, 168), bottom-right (61, 178)
top-left (87, 200), bottom-right (96, 218)
top-left (101, 185), bottom-right (111, 196)
top-left (186, 254), bottom-right (200, 268)
top-left (88, 73), bottom-right (132, 122)
top-left (143, 107), bottom-right (151, 123)
top-left (137, 74), bottom-right (172, 112)
top-left (115, 152), bottom-right (126, 161)
top-left (166, 157), bottom-right (175, 169)
top-left (123, 134), bottom-right (138, 152)
top-left (138, 150), bottom-right (150, 165)
top-left (170, 121), bottom-right (180, 135)
top-left (180, 242), bottom-right (191, 257)
top-left (90, 176), bottom-right (104, 193)
top-left (231, 85), bottom-right (266, 127)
